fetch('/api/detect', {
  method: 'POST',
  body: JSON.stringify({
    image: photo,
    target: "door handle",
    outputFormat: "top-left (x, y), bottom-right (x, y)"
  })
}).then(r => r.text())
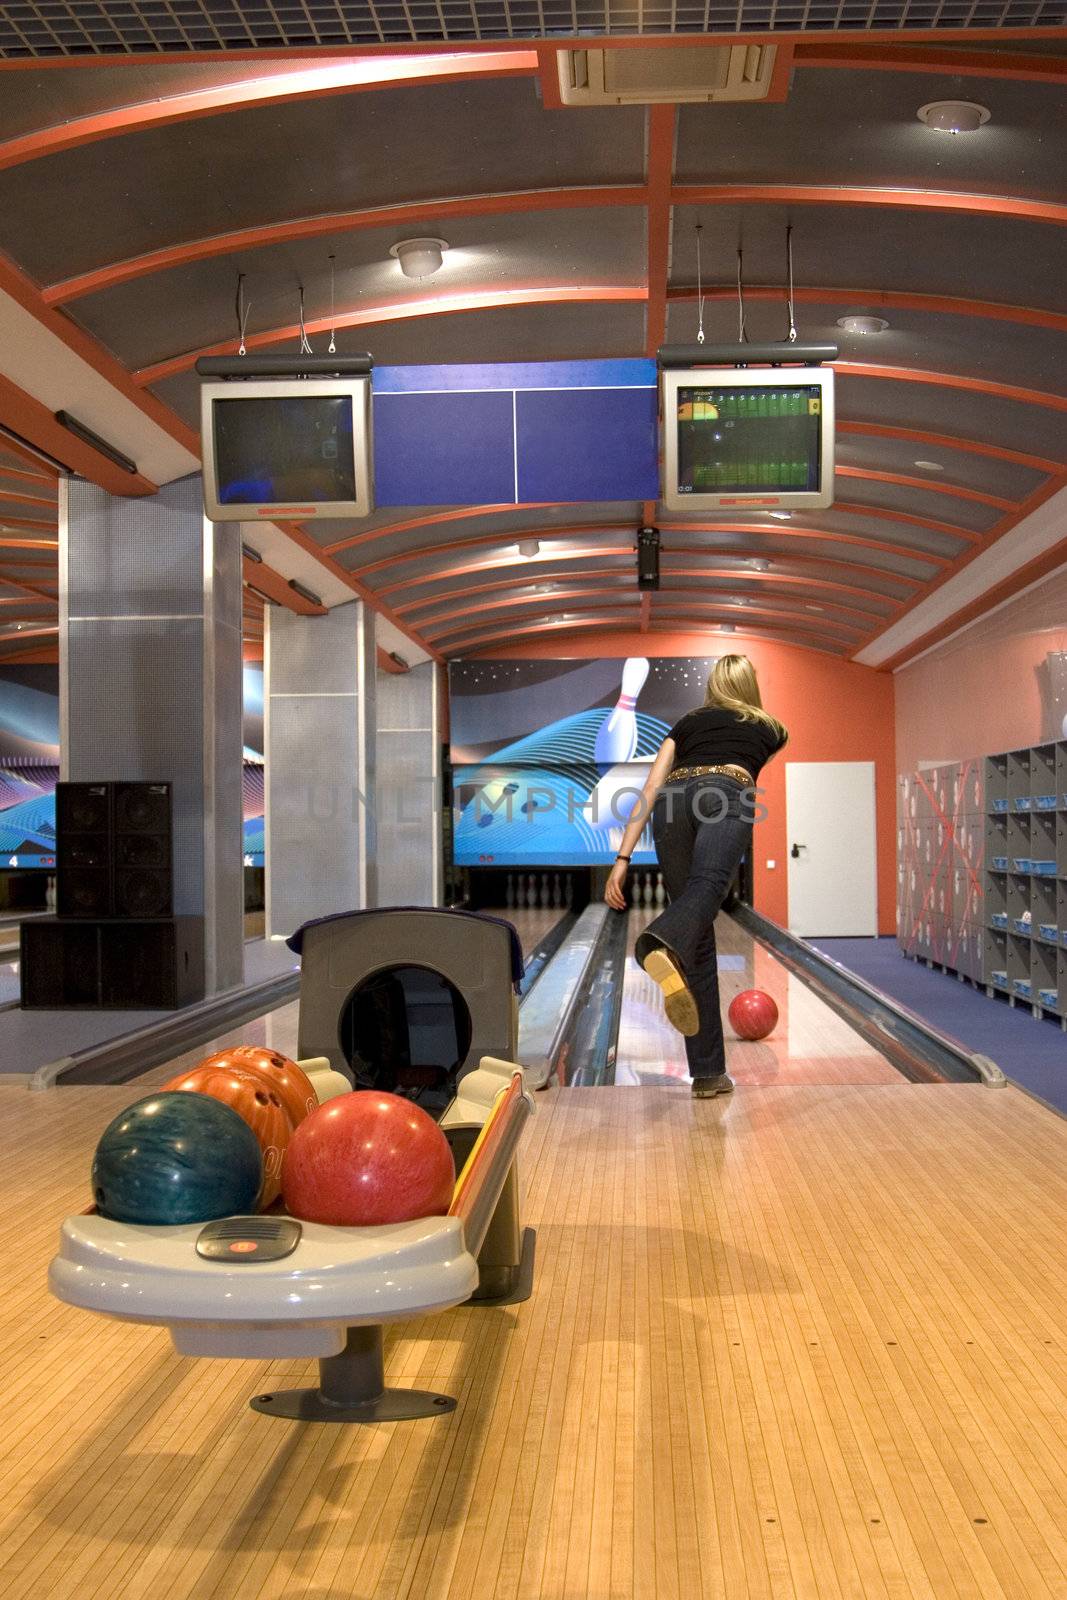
top-left (791, 842), bottom-right (807, 858)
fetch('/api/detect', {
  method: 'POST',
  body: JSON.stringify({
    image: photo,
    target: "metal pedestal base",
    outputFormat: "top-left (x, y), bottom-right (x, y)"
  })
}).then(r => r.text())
top-left (250, 1323), bottom-right (456, 1424)
top-left (469, 1226), bottom-right (536, 1307)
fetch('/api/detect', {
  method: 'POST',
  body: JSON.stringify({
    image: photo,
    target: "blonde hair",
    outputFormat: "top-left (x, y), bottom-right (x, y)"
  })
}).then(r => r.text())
top-left (704, 654), bottom-right (788, 745)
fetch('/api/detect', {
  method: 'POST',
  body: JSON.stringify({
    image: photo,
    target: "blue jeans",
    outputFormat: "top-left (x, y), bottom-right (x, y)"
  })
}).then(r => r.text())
top-left (634, 777), bottom-right (753, 1079)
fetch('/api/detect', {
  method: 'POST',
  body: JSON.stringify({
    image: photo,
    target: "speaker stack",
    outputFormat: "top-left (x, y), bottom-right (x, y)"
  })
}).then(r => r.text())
top-left (21, 782), bottom-right (205, 1010)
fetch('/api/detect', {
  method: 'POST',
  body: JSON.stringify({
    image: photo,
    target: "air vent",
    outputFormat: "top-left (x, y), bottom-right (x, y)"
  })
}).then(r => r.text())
top-left (557, 44), bottom-right (779, 106)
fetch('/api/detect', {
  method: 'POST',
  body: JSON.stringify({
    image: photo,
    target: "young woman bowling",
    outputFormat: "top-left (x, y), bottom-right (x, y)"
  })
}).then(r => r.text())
top-left (604, 655), bottom-right (788, 1098)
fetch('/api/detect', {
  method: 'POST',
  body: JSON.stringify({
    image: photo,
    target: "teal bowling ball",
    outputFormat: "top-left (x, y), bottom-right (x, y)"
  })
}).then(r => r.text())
top-left (92, 1091), bottom-right (263, 1225)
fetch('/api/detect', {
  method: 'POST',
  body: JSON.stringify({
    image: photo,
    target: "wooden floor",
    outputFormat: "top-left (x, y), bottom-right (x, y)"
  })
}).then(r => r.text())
top-left (2, 912), bottom-right (1066, 1598)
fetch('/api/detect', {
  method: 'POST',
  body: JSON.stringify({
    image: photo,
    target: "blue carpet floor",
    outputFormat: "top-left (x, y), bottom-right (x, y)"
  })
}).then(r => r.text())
top-left (810, 936), bottom-right (1067, 1118)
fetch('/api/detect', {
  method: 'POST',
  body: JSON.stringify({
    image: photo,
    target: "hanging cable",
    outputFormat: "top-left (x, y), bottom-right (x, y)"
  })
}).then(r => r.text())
top-left (695, 222), bottom-right (705, 346)
top-left (298, 284), bottom-right (313, 355)
top-left (785, 224), bottom-right (797, 343)
top-left (235, 273), bottom-right (250, 357)
top-left (328, 254), bottom-right (337, 355)
top-left (736, 247), bottom-right (748, 344)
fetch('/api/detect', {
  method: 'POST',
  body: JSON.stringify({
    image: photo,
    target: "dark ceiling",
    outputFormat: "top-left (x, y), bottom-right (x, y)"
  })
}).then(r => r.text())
top-left (0, 25), bottom-right (1064, 663)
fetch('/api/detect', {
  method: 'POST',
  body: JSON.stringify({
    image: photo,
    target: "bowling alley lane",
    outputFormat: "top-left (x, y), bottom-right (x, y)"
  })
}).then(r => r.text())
top-left (615, 909), bottom-right (903, 1087)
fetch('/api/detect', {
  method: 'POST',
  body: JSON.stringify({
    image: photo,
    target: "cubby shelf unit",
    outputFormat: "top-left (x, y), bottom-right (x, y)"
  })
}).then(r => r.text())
top-left (898, 741), bottom-right (1067, 1027)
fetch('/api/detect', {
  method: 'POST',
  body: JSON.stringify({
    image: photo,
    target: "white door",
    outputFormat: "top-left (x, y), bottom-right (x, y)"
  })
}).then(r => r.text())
top-left (785, 761), bottom-right (878, 937)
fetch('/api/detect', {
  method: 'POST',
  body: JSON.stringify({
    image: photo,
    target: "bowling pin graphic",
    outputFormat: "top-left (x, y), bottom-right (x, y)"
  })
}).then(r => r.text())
top-left (595, 657), bottom-right (650, 763)
top-left (591, 657), bottom-right (650, 831)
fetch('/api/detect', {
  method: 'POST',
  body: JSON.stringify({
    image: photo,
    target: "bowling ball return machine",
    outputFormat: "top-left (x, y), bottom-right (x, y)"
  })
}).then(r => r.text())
top-left (50, 908), bottom-right (535, 1424)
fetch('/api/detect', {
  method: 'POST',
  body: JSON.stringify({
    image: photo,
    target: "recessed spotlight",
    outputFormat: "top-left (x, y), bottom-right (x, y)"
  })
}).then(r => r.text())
top-left (768, 511), bottom-right (791, 521)
top-left (517, 539), bottom-right (540, 558)
top-left (748, 558), bottom-right (771, 571)
top-left (836, 314), bottom-right (890, 335)
top-left (720, 622), bottom-right (736, 634)
top-left (917, 100), bottom-right (990, 134)
top-left (806, 605), bottom-right (825, 613)
top-left (389, 237), bottom-right (449, 278)
top-left (913, 460), bottom-right (944, 472)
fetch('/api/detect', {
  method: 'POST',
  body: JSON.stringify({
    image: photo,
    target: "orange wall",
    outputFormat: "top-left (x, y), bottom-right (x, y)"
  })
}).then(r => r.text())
top-left (896, 564), bottom-right (1067, 775)
top-left (478, 629), bottom-right (897, 934)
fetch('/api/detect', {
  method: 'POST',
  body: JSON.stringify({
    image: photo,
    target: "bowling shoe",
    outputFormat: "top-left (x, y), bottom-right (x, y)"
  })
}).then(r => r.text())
top-left (692, 1073), bottom-right (735, 1098)
top-left (640, 947), bottom-right (699, 1036)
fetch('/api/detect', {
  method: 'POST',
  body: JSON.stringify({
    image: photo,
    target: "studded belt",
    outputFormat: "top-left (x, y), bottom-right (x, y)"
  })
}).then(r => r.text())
top-left (666, 763), bottom-right (754, 787)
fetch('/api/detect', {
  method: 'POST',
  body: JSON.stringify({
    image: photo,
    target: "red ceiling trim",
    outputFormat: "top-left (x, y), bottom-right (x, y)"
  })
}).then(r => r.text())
top-left (0, 249), bottom-right (198, 464)
top-left (242, 555), bottom-right (326, 615)
top-left (324, 502), bottom-right (553, 556)
top-left (0, 488), bottom-right (59, 511)
top-left (836, 360), bottom-right (1067, 414)
top-left (134, 285), bottom-right (647, 386)
top-left (834, 463), bottom-right (1017, 512)
top-left (671, 184), bottom-right (1067, 228)
top-left (441, 603), bottom-right (851, 652)
top-left (853, 472), bottom-right (1067, 664)
top-left (275, 519), bottom-right (442, 663)
top-left (835, 420), bottom-right (1061, 478)
top-left (0, 462), bottom-right (57, 487)
top-left (0, 512), bottom-right (61, 533)
top-left (535, 46), bottom-right (566, 110)
top-left (0, 536), bottom-right (59, 549)
top-left (668, 283), bottom-right (1067, 339)
top-left (0, 53), bottom-right (538, 175)
top-left (395, 565), bottom-right (897, 622)
top-left (644, 105), bottom-right (676, 358)
top-left (45, 187), bottom-right (648, 305)
top-left (353, 519), bottom-right (951, 588)
top-left (0, 369), bottom-right (159, 497)
top-left (792, 42), bottom-right (1067, 84)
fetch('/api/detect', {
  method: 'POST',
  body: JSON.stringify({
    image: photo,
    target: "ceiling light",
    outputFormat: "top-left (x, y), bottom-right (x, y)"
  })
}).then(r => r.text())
top-left (518, 539), bottom-right (540, 558)
top-left (917, 100), bottom-right (990, 134)
top-left (913, 459), bottom-right (944, 472)
top-left (748, 558), bottom-right (771, 571)
top-left (836, 314), bottom-right (889, 335)
top-left (720, 622), bottom-right (736, 634)
top-left (768, 512), bottom-right (791, 521)
top-left (389, 237), bottom-right (449, 278)
top-left (807, 605), bottom-right (825, 613)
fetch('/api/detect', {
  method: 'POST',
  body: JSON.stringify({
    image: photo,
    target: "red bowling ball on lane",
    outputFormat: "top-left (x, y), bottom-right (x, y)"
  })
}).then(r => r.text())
top-left (281, 1091), bottom-right (456, 1227)
top-left (728, 989), bottom-right (779, 1041)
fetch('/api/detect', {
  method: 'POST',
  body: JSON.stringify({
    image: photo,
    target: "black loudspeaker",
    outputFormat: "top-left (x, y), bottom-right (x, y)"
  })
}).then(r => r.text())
top-left (56, 781), bottom-right (173, 918)
top-left (20, 917), bottom-right (205, 1010)
top-left (56, 782), bottom-right (112, 917)
top-left (114, 782), bottom-right (172, 917)
top-left (637, 525), bottom-right (660, 590)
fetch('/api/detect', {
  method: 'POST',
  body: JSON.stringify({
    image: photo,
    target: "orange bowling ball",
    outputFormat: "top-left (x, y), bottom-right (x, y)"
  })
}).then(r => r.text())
top-left (160, 1063), bottom-right (294, 1207)
top-left (200, 1046), bottom-right (318, 1130)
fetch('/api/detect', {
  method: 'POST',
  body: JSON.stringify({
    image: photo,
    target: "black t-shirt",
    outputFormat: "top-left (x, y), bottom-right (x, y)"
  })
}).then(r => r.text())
top-left (667, 706), bottom-right (787, 781)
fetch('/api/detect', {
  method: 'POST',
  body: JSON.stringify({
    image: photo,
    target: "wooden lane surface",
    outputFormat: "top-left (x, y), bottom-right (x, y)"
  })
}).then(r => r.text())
top-left (1, 1076), bottom-right (1066, 1597)
top-left (616, 910), bottom-right (903, 1087)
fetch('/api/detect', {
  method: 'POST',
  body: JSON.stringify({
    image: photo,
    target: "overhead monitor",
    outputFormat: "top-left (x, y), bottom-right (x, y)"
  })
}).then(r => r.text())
top-left (199, 373), bottom-right (373, 522)
top-left (660, 363), bottom-right (835, 513)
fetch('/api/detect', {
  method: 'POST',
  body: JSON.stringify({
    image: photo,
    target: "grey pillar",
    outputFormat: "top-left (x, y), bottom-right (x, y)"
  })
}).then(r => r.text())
top-left (264, 600), bottom-right (377, 938)
top-left (59, 475), bottom-right (244, 995)
top-left (376, 661), bottom-right (442, 907)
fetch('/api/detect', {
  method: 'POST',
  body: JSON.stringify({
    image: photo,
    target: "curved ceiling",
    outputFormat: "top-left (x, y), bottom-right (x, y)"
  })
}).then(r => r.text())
top-left (0, 27), bottom-right (1065, 665)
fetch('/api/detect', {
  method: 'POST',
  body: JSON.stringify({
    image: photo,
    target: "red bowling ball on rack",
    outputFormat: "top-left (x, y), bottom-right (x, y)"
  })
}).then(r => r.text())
top-left (728, 989), bottom-right (779, 1041)
top-left (281, 1091), bottom-right (456, 1227)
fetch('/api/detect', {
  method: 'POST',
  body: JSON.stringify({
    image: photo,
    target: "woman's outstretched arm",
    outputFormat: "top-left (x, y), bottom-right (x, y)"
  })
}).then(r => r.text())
top-left (603, 737), bottom-right (676, 911)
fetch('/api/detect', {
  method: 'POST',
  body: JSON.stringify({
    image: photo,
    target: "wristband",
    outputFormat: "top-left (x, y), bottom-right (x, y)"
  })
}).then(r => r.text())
top-left (615, 854), bottom-right (631, 863)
